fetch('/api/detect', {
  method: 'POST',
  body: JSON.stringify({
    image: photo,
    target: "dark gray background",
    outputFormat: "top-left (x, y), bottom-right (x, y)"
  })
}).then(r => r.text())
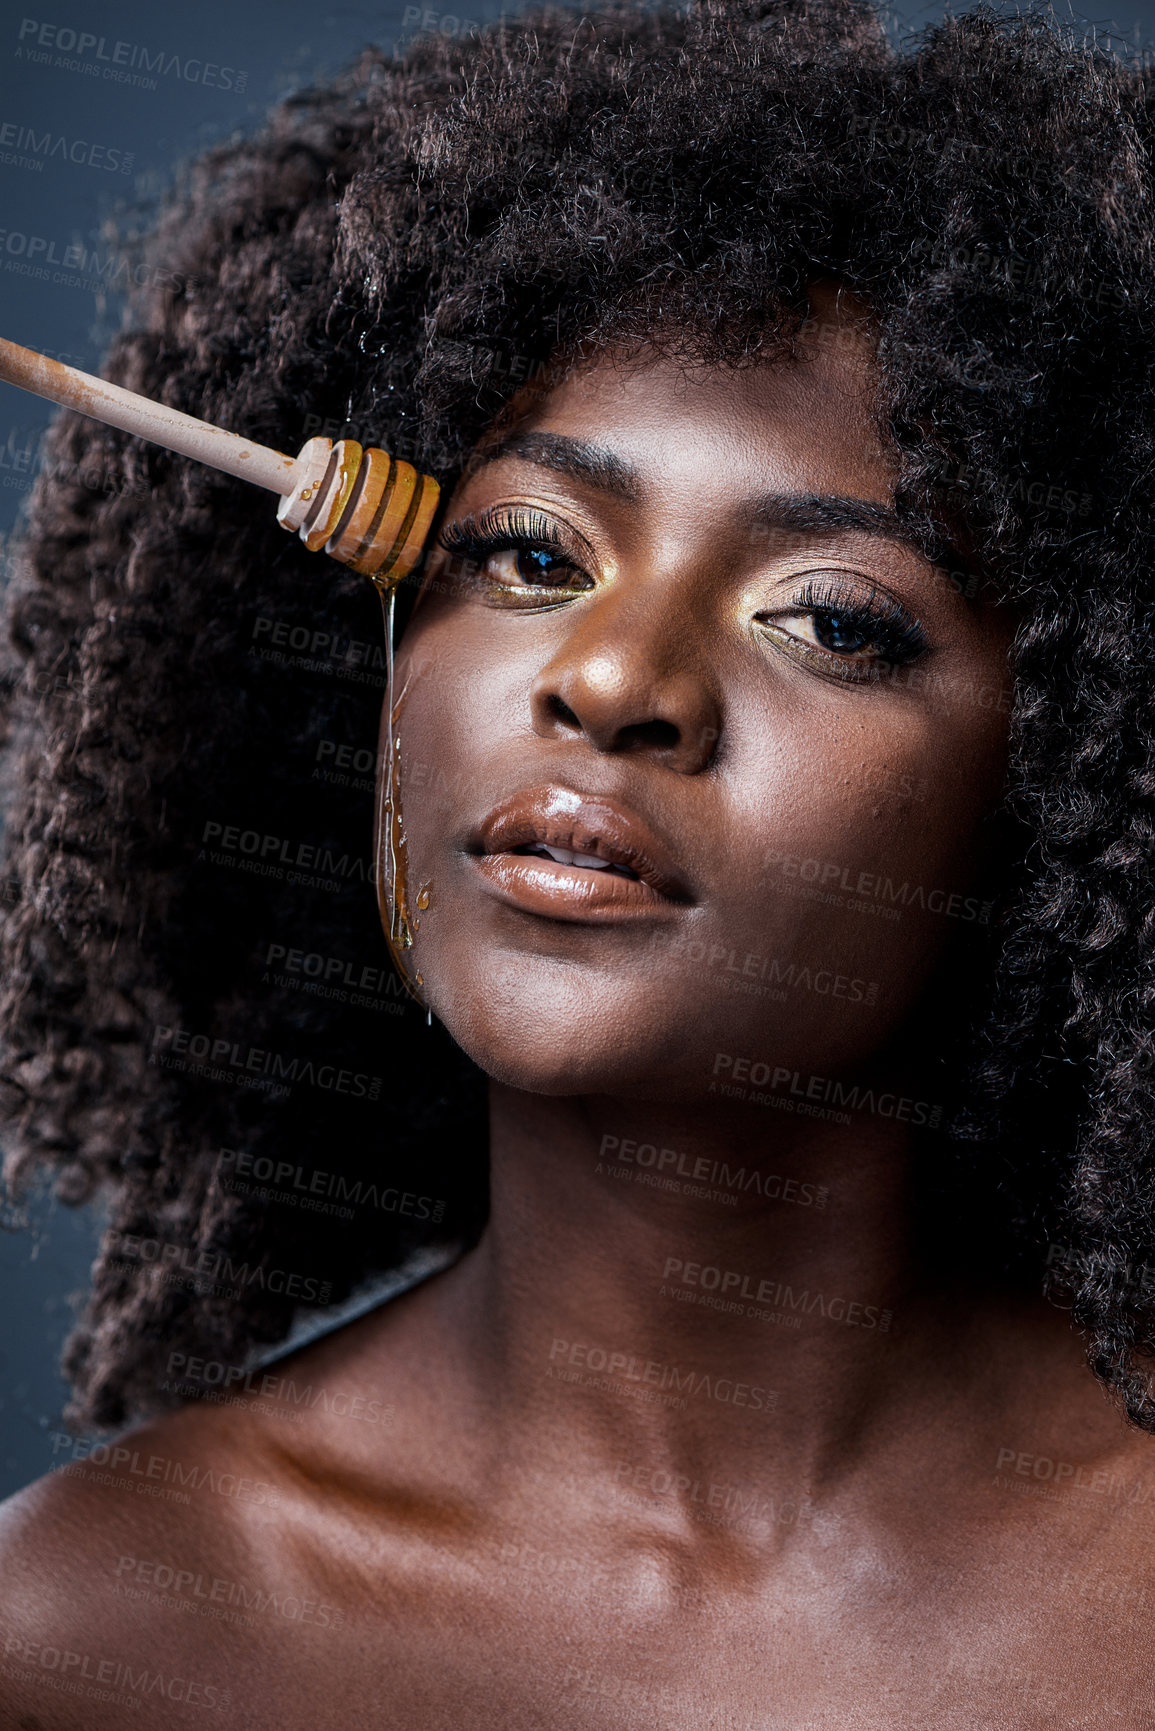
top-left (0, 0), bottom-right (1148, 1499)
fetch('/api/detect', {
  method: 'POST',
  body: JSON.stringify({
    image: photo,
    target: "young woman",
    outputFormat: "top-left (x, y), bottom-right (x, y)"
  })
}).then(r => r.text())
top-left (0, 0), bottom-right (1153, 1722)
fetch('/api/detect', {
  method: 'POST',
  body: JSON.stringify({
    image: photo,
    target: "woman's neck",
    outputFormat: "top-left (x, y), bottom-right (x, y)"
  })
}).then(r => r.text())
top-left (440, 1075), bottom-right (976, 1500)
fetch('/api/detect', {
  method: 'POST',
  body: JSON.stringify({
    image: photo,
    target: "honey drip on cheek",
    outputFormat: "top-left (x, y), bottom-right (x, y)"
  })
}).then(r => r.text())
top-left (374, 584), bottom-right (426, 1005)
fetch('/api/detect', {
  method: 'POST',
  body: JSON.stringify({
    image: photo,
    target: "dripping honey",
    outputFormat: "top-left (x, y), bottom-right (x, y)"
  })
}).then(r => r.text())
top-left (374, 583), bottom-right (425, 1005)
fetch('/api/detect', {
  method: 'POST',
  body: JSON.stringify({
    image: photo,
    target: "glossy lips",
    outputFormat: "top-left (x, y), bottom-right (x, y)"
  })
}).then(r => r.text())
top-left (472, 787), bottom-right (691, 919)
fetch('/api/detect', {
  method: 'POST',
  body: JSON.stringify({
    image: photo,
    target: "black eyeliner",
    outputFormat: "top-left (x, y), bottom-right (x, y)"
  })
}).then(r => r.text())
top-left (793, 576), bottom-right (929, 667)
top-left (438, 506), bottom-right (580, 566)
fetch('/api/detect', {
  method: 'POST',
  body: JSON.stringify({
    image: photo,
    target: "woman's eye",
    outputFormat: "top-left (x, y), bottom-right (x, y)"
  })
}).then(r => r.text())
top-left (789, 609), bottom-right (880, 658)
top-left (488, 545), bottom-right (591, 590)
top-left (437, 511), bottom-right (596, 607)
top-left (756, 592), bottom-right (927, 683)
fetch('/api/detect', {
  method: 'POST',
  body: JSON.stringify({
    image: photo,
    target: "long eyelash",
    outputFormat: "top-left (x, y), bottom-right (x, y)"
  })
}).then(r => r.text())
top-left (438, 506), bottom-right (575, 566)
top-left (794, 577), bottom-right (928, 664)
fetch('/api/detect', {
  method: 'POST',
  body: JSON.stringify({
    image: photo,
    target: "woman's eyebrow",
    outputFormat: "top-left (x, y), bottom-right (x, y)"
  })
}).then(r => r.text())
top-left (745, 492), bottom-right (933, 558)
top-left (469, 432), bottom-right (642, 502)
top-left (469, 435), bottom-right (952, 570)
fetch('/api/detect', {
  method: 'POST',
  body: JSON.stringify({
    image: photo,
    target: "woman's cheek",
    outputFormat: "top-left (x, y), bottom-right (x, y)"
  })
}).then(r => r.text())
top-left (386, 630), bottom-right (497, 999)
top-left (381, 608), bottom-right (1007, 1091)
top-left (690, 739), bottom-right (984, 1047)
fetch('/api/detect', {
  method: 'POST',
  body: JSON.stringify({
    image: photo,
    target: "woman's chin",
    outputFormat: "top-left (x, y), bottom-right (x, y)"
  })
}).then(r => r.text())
top-left (461, 1036), bottom-right (671, 1098)
top-left (428, 998), bottom-right (695, 1099)
top-left (418, 954), bottom-right (882, 1103)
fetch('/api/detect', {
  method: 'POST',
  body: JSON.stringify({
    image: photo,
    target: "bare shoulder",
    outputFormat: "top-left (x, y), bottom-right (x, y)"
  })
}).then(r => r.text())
top-left (0, 1400), bottom-right (300, 1728)
top-left (0, 1281), bottom-right (480, 1728)
top-left (0, 1265), bottom-right (472, 1622)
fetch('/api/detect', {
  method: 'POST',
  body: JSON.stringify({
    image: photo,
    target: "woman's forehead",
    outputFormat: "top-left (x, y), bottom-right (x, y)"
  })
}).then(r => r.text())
top-left (466, 330), bottom-right (895, 509)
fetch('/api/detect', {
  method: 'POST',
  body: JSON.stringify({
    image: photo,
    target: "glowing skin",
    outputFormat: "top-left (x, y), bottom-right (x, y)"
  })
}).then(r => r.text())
top-left (4, 297), bottom-right (1155, 1731)
top-left (395, 314), bottom-right (1012, 1100)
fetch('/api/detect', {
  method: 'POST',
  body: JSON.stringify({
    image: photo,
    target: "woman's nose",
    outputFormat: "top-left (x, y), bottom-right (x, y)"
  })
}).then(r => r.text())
top-left (528, 587), bottom-right (722, 773)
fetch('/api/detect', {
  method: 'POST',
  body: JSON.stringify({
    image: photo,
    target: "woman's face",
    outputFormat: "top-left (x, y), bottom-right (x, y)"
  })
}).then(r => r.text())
top-left (385, 315), bottom-right (1015, 1099)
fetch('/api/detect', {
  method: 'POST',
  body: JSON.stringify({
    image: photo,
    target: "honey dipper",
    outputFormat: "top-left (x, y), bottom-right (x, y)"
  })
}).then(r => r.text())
top-left (0, 336), bottom-right (441, 586)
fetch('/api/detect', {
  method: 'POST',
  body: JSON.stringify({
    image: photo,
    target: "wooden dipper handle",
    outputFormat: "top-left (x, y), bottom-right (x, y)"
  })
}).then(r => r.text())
top-left (0, 337), bottom-right (440, 588)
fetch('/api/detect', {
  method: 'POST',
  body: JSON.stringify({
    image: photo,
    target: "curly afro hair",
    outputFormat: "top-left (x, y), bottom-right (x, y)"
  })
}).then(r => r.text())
top-left (3, 0), bottom-right (1155, 1432)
